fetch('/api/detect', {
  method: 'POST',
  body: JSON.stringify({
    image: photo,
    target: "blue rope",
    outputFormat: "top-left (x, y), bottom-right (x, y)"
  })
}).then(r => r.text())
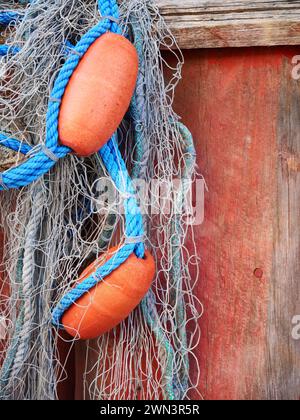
top-left (0, 44), bottom-right (20, 56)
top-left (52, 135), bottom-right (145, 327)
top-left (0, 134), bottom-right (31, 155)
top-left (0, 1), bottom-right (145, 326)
top-left (0, 10), bottom-right (22, 56)
top-left (0, 11), bottom-right (23, 26)
top-left (0, 0), bottom-right (120, 191)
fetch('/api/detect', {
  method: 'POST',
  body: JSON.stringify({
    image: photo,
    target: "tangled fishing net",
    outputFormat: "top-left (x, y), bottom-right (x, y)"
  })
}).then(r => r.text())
top-left (0, 0), bottom-right (203, 400)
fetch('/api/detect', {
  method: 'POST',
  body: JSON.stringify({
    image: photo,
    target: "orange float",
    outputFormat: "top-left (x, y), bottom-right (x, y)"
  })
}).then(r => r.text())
top-left (62, 247), bottom-right (155, 340)
top-left (59, 33), bottom-right (139, 156)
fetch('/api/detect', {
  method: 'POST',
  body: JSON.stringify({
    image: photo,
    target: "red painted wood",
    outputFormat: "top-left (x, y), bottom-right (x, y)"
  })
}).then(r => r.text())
top-left (167, 46), bottom-right (300, 400)
top-left (56, 332), bottom-right (76, 400)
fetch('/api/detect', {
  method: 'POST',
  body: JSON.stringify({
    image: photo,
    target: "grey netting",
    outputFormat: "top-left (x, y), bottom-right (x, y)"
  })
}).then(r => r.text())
top-left (0, 0), bottom-right (202, 400)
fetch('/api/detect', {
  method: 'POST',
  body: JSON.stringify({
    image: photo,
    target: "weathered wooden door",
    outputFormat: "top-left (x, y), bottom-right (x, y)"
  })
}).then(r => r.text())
top-left (169, 46), bottom-right (300, 400)
top-left (161, 0), bottom-right (300, 400)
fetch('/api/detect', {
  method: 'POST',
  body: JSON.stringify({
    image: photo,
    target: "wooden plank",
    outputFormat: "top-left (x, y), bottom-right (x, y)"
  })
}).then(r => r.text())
top-left (166, 46), bottom-right (300, 399)
top-left (3, 1), bottom-right (300, 50)
top-left (155, 1), bottom-right (300, 48)
top-left (266, 57), bottom-right (300, 400)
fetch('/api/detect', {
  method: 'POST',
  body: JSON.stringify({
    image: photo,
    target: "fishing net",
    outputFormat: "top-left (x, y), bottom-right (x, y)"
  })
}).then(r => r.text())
top-left (0, 0), bottom-right (203, 400)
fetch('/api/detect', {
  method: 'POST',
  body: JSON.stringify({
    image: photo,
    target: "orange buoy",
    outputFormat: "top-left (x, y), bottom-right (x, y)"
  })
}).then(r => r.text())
top-left (58, 33), bottom-right (139, 156)
top-left (62, 247), bottom-right (155, 340)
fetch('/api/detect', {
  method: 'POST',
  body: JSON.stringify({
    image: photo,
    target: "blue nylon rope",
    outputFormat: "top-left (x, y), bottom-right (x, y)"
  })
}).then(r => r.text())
top-left (0, 11), bottom-right (23, 26)
top-left (0, 134), bottom-right (31, 155)
top-left (0, 10), bottom-right (22, 56)
top-left (0, 44), bottom-right (20, 56)
top-left (0, 0), bottom-right (120, 191)
top-left (0, 1), bottom-right (145, 326)
top-left (52, 135), bottom-right (145, 327)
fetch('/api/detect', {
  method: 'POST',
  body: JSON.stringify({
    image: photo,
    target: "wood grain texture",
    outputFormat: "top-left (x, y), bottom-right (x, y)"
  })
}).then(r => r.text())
top-left (166, 46), bottom-right (300, 399)
top-left (266, 57), bottom-right (300, 400)
top-left (2, 2), bottom-right (300, 50)
top-left (155, 1), bottom-right (300, 48)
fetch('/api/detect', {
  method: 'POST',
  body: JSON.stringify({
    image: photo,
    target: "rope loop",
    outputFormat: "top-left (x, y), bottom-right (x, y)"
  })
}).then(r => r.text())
top-left (0, 0), bottom-right (121, 191)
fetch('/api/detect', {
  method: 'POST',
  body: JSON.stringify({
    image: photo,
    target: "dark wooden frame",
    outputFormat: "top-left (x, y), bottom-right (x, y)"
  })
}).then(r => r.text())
top-left (156, 1), bottom-right (300, 48)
